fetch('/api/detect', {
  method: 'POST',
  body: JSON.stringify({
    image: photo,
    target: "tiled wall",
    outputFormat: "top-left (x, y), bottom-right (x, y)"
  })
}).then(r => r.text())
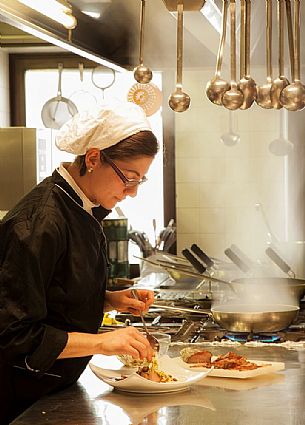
top-left (175, 68), bottom-right (287, 262)
top-left (0, 50), bottom-right (10, 126)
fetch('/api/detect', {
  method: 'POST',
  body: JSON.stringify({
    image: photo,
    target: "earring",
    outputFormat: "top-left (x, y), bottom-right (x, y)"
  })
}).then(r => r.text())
top-left (88, 168), bottom-right (93, 173)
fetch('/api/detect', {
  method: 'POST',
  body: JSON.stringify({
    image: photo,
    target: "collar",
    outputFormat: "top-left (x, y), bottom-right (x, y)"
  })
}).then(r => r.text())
top-left (51, 167), bottom-right (111, 222)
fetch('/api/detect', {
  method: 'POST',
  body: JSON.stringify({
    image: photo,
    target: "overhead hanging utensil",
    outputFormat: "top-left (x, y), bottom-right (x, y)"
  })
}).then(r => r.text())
top-left (256, 0), bottom-right (274, 109)
top-left (91, 65), bottom-right (116, 99)
top-left (269, 109), bottom-right (294, 156)
top-left (222, 0), bottom-right (244, 110)
top-left (206, 0), bottom-right (230, 105)
top-left (69, 63), bottom-right (97, 112)
top-left (280, 0), bottom-right (305, 111)
top-left (270, 0), bottom-right (289, 109)
top-left (134, 0), bottom-right (152, 84)
top-left (169, 0), bottom-right (190, 112)
top-left (127, 82), bottom-right (162, 116)
top-left (220, 110), bottom-right (240, 146)
top-left (238, 0), bottom-right (256, 109)
top-left (41, 63), bottom-right (78, 129)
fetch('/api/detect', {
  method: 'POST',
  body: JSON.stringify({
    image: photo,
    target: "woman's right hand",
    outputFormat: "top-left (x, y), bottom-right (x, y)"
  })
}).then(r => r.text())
top-left (97, 327), bottom-right (154, 360)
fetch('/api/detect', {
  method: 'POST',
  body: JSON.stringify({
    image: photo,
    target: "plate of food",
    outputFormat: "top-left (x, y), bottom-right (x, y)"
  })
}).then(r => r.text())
top-left (89, 355), bottom-right (212, 393)
top-left (176, 348), bottom-right (285, 379)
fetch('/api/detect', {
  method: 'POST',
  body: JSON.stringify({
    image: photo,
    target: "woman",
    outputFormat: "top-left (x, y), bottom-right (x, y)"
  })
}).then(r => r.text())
top-left (0, 101), bottom-right (159, 423)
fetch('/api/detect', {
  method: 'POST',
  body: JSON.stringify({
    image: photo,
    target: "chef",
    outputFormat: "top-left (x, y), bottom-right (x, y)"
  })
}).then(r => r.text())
top-left (0, 100), bottom-right (158, 424)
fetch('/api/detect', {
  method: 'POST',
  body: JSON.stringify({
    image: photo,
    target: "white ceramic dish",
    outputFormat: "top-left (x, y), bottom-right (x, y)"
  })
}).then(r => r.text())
top-left (89, 355), bottom-right (212, 393)
top-left (175, 356), bottom-right (285, 379)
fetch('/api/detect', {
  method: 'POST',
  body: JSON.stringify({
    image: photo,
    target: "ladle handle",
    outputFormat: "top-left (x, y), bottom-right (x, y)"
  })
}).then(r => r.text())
top-left (285, 0), bottom-right (295, 80)
top-left (57, 63), bottom-right (63, 97)
top-left (293, 0), bottom-right (300, 81)
top-left (278, 0), bottom-right (285, 77)
top-left (229, 0), bottom-right (237, 86)
top-left (151, 303), bottom-right (212, 316)
top-left (182, 249), bottom-right (207, 274)
top-left (138, 0), bottom-right (146, 65)
top-left (215, 0), bottom-right (228, 77)
top-left (176, 0), bottom-right (184, 88)
top-left (240, 0), bottom-right (246, 78)
top-left (245, 0), bottom-right (252, 77)
top-left (191, 244), bottom-right (215, 269)
top-left (266, 0), bottom-right (272, 80)
top-left (265, 247), bottom-right (296, 278)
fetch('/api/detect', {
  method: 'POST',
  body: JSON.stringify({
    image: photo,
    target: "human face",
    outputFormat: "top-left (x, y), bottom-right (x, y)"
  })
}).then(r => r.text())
top-left (84, 150), bottom-right (154, 209)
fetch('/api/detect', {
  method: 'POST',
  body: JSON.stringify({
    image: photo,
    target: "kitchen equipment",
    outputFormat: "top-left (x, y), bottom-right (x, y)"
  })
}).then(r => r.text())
top-left (280, 0), bottom-right (305, 111)
top-left (206, 0), bottom-right (230, 106)
top-left (91, 65), bottom-right (116, 99)
top-left (168, 0), bottom-right (190, 112)
top-left (69, 63), bottom-right (97, 112)
top-left (133, 0), bottom-right (152, 84)
top-left (130, 288), bottom-right (160, 351)
top-left (238, 0), bottom-right (256, 110)
top-left (151, 303), bottom-right (299, 333)
top-left (220, 111), bottom-right (240, 146)
top-left (224, 247), bottom-right (251, 274)
top-left (222, 0), bottom-right (243, 110)
top-left (270, 0), bottom-right (289, 109)
top-left (41, 63), bottom-right (78, 129)
top-left (255, 202), bottom-right (280, 245)
top-left (268, 109), bottom-right (294, 156)
top-left (265, 246), bottom-right (296, 277)
top-left (182, 249), bottom-right (207, 274)
top-left (127, 82), bottom-right (162, 117)
top-left (256, 0), bottom-right (274, 109)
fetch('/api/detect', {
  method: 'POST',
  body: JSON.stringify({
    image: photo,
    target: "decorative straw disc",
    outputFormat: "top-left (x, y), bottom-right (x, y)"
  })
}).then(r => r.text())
top-left (127, 82), bottom-right (162, 116)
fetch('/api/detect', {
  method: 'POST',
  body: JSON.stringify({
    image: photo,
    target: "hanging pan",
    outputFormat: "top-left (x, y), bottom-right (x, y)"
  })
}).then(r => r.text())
top-left (41, 63), bottom-right (78, 130)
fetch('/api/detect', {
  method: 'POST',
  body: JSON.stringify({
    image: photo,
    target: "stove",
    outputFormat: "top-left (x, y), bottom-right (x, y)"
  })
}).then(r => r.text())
top-left (115, 299), bottom-right (305, 345)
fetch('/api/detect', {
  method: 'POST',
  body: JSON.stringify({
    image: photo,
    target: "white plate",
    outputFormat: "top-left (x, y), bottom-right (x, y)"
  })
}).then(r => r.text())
top-left (89, 355), bottom-right (212, 393)
top-left (175, 356), bottom-right (285, 379)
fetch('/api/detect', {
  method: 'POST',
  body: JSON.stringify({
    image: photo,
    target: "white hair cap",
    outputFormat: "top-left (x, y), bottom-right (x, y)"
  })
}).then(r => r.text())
top-left (55, 100), bottom-right (152, 155)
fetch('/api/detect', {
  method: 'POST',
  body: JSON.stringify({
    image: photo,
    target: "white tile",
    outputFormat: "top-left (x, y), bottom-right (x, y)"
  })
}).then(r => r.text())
top-left (177, 208), bottom-right (200, 234)
top-left (199, 157), bottom-right (226, 183)
top-left (176, 183), bottom-right (200, 208)
top-left (199, 208), bottom-right (225, 234)
top-left (199, 182), bottom-right (226, 208)
top-left (176, 158), bottom-right (201, 183)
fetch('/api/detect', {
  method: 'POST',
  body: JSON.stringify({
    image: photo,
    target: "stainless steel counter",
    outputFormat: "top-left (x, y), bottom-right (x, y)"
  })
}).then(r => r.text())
top-left (11, 345), bottom-right (305, 425)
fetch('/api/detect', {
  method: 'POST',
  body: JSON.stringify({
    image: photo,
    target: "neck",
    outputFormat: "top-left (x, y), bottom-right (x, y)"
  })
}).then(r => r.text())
top-left (66, 162), bottom-right (93, 201)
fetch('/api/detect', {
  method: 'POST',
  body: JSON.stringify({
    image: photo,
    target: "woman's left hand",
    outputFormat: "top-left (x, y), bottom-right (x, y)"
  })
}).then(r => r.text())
top-left (105, 289), bottom-right (154, 315)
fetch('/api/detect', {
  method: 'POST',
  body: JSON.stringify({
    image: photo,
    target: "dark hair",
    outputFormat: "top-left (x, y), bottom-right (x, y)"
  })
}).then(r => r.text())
top-left (75, 130), bottom-right (158, 176)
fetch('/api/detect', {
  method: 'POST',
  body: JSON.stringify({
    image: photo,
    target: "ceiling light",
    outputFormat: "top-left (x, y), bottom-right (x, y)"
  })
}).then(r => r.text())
top-left (200, 0), bottom-right (221, 33)
top-left (18, 0), bottom-right (77, 29)
top-left (81, 11), bottom-right (101, 19)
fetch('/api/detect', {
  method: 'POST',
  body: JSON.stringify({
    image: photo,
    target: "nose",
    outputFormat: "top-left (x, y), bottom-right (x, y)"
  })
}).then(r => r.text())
top-left (124, 186), bottom-right (138, 198)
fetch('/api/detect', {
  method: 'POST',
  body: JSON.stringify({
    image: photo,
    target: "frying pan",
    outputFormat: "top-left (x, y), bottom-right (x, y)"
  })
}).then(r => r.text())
top-left (41, 63), bottom-right (78, 130)
top-left (151, 303), bottom-right (299, 333)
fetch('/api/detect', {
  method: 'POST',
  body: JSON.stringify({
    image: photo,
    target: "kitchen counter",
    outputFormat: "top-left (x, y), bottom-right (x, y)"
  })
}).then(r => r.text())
top-left (11, 344), bottom-right (305, 425)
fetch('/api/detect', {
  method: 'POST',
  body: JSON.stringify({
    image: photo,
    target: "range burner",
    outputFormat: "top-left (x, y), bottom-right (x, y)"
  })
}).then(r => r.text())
top-left (225, 333), bottom-right (281, 343)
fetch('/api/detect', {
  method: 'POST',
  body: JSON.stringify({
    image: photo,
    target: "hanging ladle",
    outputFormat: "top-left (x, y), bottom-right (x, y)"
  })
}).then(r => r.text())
top-left (238, 0), bottom-right (257, 110)
top-left (206, 0), bottom-right (230, 105)
top-left (220, 110), bottom-right (240, 146)
top-left (134, 0), bottom-right (153, 84)
top-left (222, 0), bottom-right (244, 110)
top-left (270, 0), bottom-right (289, 109)
top-left (256, 0), bottom-right (274, 109)
top-left (169, 0), bottom-right (190, 112)
top-left (269, 109), bottom-right (294, 156)
top-left (280, 0), bottom-right (305, 111)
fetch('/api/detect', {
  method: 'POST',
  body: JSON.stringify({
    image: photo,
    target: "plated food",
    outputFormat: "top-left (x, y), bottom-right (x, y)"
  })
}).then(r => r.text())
top-left (89, 355), bottom-right (212, 393)
top-left (178, 348), bottom-right (285, 379)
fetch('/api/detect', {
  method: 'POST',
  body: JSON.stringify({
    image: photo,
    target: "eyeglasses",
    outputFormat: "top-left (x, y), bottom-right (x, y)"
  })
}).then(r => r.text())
top-left (101, 152), bottom-right (148, 188)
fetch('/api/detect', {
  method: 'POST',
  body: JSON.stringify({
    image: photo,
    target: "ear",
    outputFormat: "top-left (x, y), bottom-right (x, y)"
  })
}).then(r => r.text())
top-left (85, 148), bottom-right (101, 171)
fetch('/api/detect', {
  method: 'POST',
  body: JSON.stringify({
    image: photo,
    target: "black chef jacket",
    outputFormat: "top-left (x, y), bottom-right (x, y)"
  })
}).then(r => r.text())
top-left (0, 169), bottom-right (111, 423)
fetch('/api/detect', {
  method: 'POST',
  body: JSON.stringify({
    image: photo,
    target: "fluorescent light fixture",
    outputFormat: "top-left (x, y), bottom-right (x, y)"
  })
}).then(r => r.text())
top-left (81, 10), bottom-right (101, 19)
top-left (18, 23), bottom-right (127, 73)
top-left (200, 0), bottom-right (221, 33)
top-left (18, 0), bottom-right (77, 29)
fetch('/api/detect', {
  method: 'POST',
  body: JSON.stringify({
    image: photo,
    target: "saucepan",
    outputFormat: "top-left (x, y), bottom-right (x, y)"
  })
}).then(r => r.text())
top-left (151, 303), bottom-right (299, 333)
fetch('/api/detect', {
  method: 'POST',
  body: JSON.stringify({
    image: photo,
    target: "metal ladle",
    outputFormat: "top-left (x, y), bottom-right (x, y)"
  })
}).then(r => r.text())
top-left (169, 0), bottom-right (190, 112)
top-left (269, 109), bottom-right (294, 156)
top-left (206, 0), bottom-right (229, 105)
top-left (238, 0), bottom-right (257, 110)
top-left (270, 0), bottom-right (289, 109)
top-left (220, 110), bottom-right (240, 146)
top-left (280, 0), bottom-right (305, 111)
top-left (133, 0), bottom-right (153, 84)
top-left (256, 0), bottom-right (274, 109)
top-left (222, 0), bottom-right (244, 110)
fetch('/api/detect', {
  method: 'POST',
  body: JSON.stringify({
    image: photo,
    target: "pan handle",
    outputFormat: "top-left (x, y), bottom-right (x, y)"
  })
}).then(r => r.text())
top-left (151, 303), bottom-right (212, 316)
top-left (265, 247), bottom-right (295, 278)
top-left (190, 244), bottom-right (214, 268)
top-left (224, 248), bottom-right (251, 274)
top-left (182, 249), bottom-right (206, 273)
